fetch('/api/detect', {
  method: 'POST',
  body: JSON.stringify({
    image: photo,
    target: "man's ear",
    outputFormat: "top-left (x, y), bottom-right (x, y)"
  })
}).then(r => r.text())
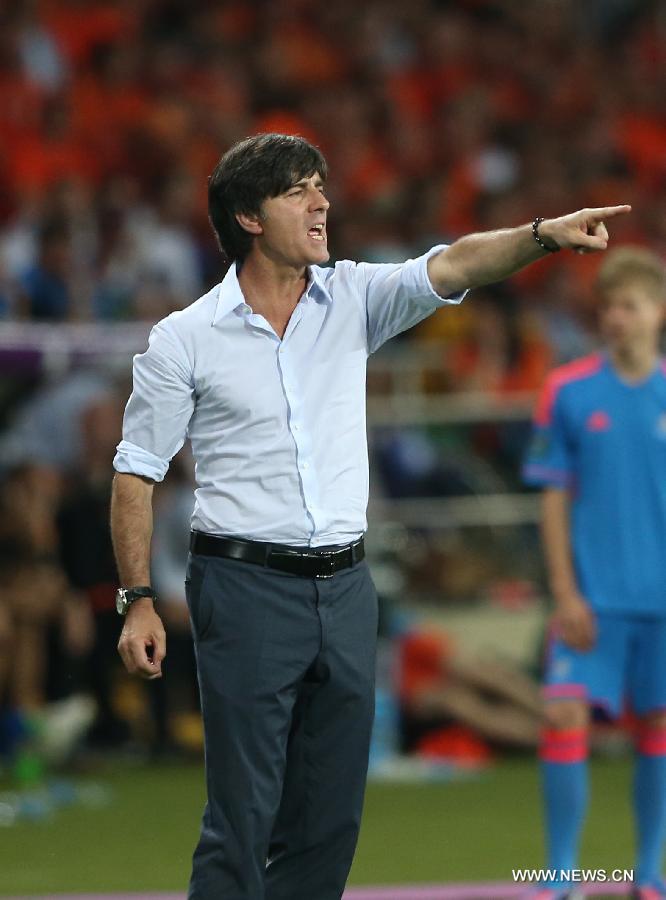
top-left (236, 211), bottom-right (263, 236)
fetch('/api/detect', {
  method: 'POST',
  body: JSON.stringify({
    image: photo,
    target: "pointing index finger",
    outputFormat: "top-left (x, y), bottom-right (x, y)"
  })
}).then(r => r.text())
top-left (589, 205), bottom-right (632, 220)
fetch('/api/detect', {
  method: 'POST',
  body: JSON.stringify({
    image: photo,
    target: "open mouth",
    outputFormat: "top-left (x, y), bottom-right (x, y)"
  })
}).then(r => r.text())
top-left (307, 223), bottom-right (326, 242)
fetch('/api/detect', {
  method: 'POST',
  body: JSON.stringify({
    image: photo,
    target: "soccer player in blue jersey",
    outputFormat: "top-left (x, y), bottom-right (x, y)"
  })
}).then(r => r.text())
top-left (523, 247), bottom-right (666, 900)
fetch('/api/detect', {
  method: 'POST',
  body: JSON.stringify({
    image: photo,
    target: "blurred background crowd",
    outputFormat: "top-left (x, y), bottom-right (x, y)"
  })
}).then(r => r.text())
top-left (1, 0), bottom-right (663, 327)
top-left (0, 0), bottom-right (664, 777)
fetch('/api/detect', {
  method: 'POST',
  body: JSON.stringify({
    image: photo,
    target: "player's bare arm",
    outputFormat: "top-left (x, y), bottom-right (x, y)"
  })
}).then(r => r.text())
top-left (541, 487), bottom-right (596, 652)
top-left (111, 472), bottom-right (166, 680)
top-left (427, 205), bottom-right (632, 296)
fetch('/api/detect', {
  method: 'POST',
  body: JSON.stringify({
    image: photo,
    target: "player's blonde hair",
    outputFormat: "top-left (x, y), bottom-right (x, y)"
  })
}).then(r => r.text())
top-left (596, 246), bottom-right (666, 302)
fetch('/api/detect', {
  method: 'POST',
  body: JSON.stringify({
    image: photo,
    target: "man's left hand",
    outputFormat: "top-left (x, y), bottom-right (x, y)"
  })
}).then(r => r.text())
top-left (540, 205), bottom-right (632, 253)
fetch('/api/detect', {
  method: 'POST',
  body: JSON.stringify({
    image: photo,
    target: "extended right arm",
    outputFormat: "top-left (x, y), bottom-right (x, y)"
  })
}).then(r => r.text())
top-left (541, 486), bottom-right (595, 651)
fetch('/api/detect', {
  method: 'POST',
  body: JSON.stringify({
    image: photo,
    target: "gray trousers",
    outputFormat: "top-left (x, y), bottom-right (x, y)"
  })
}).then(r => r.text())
top-left (185, 553), bottom-right (378, 900)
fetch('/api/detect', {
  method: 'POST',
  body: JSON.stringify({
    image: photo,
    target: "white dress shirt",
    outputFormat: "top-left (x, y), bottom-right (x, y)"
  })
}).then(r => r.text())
top-left (113, 246), bottom-right (464, 546)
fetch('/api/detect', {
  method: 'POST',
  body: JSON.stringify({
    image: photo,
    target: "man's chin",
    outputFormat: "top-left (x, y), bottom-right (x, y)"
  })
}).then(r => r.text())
top-left (307, 244), bottom-right (330, 265)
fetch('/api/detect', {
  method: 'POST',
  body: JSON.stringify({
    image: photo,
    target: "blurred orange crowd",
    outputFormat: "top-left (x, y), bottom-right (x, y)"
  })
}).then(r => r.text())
top-left (0, 0), bottom-right (664, 386)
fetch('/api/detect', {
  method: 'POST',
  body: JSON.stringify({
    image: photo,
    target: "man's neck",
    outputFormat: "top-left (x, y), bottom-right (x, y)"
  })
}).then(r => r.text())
top-left (609, 344), bottom-right (660, 383)
top-left (237, 251), bottom-right (308, 320)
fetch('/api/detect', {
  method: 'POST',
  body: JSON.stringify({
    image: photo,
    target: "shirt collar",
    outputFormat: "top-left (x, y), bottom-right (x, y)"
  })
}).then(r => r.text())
top-left (211, 263), bottom-right (246, 325)
top-left (211, 263), bottom-right (332, 326)
top-left (306, 265), bottom-right (333, 304)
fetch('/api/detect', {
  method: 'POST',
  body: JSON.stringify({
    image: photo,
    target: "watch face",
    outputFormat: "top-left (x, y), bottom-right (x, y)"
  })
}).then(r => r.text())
top-left (116, 588), bottom-right (128, 615)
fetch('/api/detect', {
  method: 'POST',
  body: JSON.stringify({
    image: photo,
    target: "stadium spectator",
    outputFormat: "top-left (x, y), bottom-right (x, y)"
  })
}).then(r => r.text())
top-left (0, 461), bottom-right (96, 773)
top-left (0, 463), bottom-right (67, 709)
top-left (398, 626), bottom-right (542, 754)
top-left (17, 218), bottom-right (74, 320)
top-left (55, 391), bottom-right (133, 748)
top-left (0, 368), bottom-right (116, 470)
top-left (5, 0), bottom-right (68, 92)
top-left (130, 172), bottom-right (204, 310)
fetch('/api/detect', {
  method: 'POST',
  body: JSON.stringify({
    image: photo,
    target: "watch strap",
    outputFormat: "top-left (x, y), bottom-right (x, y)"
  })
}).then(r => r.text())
top-left (122, 586), bottom-right (157, 600)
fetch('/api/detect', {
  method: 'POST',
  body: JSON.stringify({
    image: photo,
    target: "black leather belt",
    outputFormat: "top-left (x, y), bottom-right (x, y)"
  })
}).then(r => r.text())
top-left (189, 532), bottom-right (365, 579)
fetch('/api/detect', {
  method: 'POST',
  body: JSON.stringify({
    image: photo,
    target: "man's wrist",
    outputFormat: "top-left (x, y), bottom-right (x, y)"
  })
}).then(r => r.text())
top-left (532, 217), bottom-right (561, 253)
top-left (116, 585), bottom-right (158, 616)
top-left (125, 596), bottom-right (156, 614)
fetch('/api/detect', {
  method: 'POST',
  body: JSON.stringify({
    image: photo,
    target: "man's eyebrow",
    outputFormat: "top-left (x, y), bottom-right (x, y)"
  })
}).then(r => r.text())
top-left (290, 177), bottom-right (326, 188)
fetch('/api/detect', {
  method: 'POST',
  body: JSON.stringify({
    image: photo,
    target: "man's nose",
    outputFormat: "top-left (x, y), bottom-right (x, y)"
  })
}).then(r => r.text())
top-left (309, 188), bottom-right (329, 211)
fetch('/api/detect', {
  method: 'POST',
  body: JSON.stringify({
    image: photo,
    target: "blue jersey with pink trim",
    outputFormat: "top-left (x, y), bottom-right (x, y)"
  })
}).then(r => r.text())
top-left (523, 352), bottom-right (666, 616)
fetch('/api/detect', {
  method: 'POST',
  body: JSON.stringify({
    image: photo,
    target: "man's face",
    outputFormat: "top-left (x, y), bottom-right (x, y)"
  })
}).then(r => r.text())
top-left (253, 173), bottom-right (330, 267)
top-left (599, 280), bottom-right (664, 353)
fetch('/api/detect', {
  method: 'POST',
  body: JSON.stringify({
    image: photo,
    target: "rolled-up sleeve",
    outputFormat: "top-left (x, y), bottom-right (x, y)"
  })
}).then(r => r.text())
top-left (113, 321), bottom-right (195, 482)
top-left (357, 245), bottom-right (466, 354)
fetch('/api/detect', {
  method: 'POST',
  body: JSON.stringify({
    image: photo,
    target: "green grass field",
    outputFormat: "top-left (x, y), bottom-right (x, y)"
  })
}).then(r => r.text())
top-left (0, 756), bottom-right (635, 895)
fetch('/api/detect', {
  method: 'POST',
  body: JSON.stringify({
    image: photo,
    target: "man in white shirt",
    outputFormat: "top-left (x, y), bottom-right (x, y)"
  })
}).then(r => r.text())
top-left (110, 132), bottom-right (630, 900)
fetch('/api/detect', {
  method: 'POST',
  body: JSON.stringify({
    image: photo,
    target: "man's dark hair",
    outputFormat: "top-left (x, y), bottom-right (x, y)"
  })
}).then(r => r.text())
top-left (208, 133), bottom-right (328, 264)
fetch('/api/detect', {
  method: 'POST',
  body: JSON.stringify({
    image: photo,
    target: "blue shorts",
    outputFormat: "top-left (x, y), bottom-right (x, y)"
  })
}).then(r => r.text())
top-left (544, 613), bottom-right (666, 718)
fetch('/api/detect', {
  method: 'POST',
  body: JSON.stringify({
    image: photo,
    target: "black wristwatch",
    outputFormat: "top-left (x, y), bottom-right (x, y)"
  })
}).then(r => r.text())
top-left (115, 585), bottom-right (158, 616)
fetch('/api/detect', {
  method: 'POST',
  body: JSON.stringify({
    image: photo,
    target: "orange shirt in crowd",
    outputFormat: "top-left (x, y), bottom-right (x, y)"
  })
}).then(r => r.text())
top-left (42, 1), bottom-right (138, 66)
top-left (399, 630), bottom-right (455, 705)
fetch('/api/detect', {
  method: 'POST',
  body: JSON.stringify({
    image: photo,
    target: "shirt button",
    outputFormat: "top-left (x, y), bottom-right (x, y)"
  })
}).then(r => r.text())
top-left (301, 461), bottom-right (309, 470)
top-left (293, 424), bottom-right (300, 432)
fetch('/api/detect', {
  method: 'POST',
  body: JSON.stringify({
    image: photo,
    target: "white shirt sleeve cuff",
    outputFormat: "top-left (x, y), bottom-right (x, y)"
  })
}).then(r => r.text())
top-left (417, 244), bottom-right (467, 306)
top-left (113, 440), bottom-right (169, 483)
